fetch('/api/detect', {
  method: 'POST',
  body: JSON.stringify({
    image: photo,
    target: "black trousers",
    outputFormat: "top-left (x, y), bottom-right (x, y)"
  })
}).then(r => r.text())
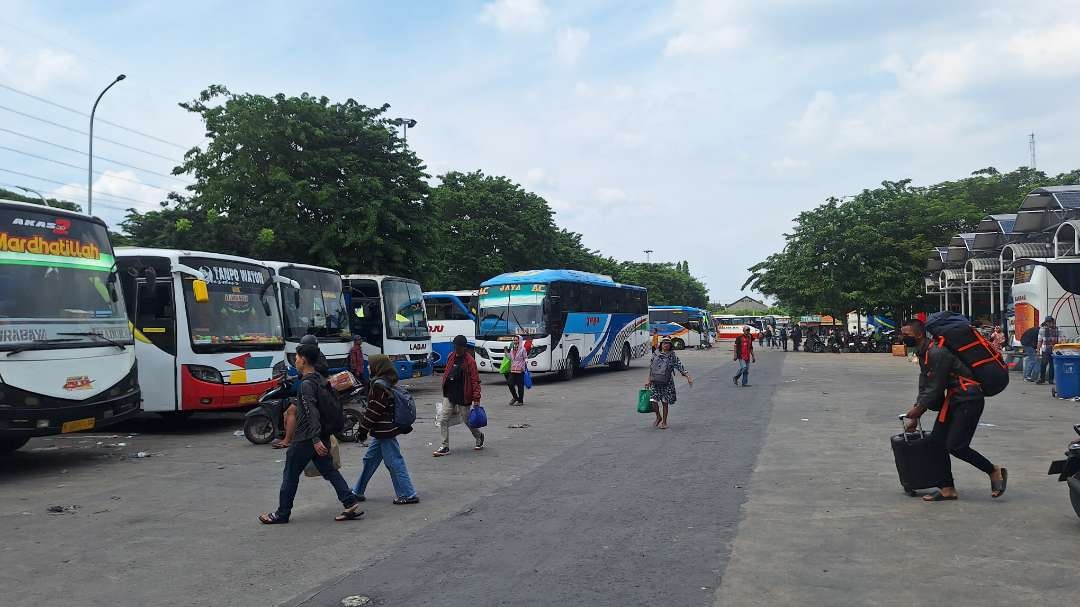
top-left (929, 398), bottom-right (995, 488)
top-left (506, 372), bottom-right (525, 402)
top-left (1039, 352), bottom-right (1055, 383)
top-left (276, 438), bottom-right (357, 519)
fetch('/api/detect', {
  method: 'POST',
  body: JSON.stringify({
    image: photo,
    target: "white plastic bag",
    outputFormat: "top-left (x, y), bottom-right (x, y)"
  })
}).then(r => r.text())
top-left (434, 397), bottom-right (462, 428)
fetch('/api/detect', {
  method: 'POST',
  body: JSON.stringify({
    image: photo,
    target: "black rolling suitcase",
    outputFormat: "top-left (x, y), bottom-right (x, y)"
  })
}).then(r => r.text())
top-left (891, 415), bottom-right (949, 496)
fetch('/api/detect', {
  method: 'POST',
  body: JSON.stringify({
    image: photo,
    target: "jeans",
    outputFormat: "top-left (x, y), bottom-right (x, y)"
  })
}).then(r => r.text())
top-left (1039, 351), bottom-right (1055, 383)
top-left (353, 437), bottom-right (417, 499)
top-left (506, 372), bottom-right (525, 402)
top-left (929, 398), bottom-right (995, 487)
top-left (438, 399), bottom-right (483, 450)
top-left (733, 359), bottom-right (750, 385)
top-left (276, 438), bottom-right (357, 520)
top-left (1023, 346), bottom-right (1038, 380)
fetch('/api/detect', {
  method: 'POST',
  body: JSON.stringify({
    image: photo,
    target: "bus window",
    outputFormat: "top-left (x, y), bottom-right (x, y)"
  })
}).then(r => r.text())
top-left (136, 280), bottom-right (176, 354)
top-left (1013, 264), bottom-right (1034, 284)
top-left (382, 279), bottom-right (429, 340)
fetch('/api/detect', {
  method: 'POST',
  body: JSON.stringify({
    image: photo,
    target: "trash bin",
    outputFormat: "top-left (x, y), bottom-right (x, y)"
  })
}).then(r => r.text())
top-left (1053, 353), bottom-right (1080, 399)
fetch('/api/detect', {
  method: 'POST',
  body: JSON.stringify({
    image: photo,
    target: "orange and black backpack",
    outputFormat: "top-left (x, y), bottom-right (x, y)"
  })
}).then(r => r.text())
top-left (924, 311), bottom-right (1010, 396)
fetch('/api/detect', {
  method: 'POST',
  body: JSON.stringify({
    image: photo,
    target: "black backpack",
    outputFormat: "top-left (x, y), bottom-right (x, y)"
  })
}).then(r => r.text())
top-left (925, 311), bottom-right (1010, 397)
top-left (306, 375), bottom-right (345, 435)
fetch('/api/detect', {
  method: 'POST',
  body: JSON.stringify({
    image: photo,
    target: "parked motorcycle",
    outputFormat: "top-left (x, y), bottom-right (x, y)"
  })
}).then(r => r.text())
top-left (243, 376), bottom-right (366, 445)
top-left (1047, 423), bottom-right (1080, 519)
top-left (804, 334), bottom-right (826, 353)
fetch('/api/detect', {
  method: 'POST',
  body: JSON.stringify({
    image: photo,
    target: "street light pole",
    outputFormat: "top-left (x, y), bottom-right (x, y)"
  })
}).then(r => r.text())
top-left (392, 117), bottom-right (417, 150)
top-left (644, 249), bottom-right (653, 263)
top-left (16, 186), bottom-right (48, 206)
top-left (88, 74), bottom-right (126, 216)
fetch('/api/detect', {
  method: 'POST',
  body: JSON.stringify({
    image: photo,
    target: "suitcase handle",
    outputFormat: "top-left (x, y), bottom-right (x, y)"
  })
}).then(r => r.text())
top-left (898, 414), bottom-right (924, 442)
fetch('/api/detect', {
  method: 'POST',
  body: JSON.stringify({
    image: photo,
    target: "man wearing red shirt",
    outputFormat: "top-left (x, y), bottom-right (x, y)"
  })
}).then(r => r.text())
top-left (434, 335), bottom-right (484, 457)
top-left (733, 326), bottom-right (757, 387)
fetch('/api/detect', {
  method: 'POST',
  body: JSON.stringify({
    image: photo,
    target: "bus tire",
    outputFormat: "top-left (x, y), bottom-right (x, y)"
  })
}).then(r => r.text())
top-left (0, 437), bottom-right (30, 453)
top-left (159, 411), bottom-right (194, 421)
top-left (243, 414), bottom-right (275, 445)
top-left (561, 350), bottom-right (579, 381)
top-left (610, 343), bottom-right (632, 370)
top-left (671, 338), bottom-right (685, 350)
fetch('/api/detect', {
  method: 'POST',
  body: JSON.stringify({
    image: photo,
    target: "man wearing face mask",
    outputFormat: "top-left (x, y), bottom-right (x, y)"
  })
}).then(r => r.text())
top-left (901, 319), bottom-right (1007, 502)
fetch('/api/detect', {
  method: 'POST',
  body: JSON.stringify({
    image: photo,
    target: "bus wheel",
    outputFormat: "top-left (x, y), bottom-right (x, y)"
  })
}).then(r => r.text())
top-left (243, 414), bottom-right (275, 445)
top-left (159, 411), bottom-right (194, 422)
top-left (610, 344), bottom-right (632, 370)
top-left (561, 351), bottom-right (579, 381)
top-left (672, 338), bottom-right (685, 350)
top-left (0, 437), bottom-right (30, 453)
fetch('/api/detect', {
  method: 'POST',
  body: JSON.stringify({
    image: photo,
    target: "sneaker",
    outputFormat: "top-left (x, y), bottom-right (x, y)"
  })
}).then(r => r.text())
top-left (432, 447), bottom-right (451, 457)
top-left (1036, 380), bottom-right (1046, 385)
top-left (732, 376), bottom-right (739, 386)
top-left (474, 432), bottom-right (485, 451)
top-left (1024, 377), bottom-right (1033, 382)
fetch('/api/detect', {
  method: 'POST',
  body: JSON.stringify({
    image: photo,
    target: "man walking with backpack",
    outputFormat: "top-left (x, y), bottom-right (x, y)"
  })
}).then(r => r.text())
top-left (901, 318), bottom-right (1007, 502)
top-left (733, 327), bottom-right (756, 387)
top-left (1019, 323), bottom-right (1040, 382)
top-left (352, 354), bottom-right (420, 505)
top-left (433, 335), bottom-right (485, 457)
top-left (259, 343), bottom-right (361, 524)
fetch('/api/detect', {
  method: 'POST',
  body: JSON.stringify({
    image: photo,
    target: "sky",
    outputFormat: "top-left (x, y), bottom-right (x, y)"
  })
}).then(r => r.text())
top-left (1, 0), bottom-right (1079, 303)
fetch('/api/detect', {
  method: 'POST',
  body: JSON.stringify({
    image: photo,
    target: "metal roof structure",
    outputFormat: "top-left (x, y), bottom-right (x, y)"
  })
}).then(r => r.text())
top-left (925, 246), bottom-right (951, 271)
top-left (973, 213), bottom-right (1018, 250)
top-left (1013, 186), bottom-right (1080, 233)
top-left (1053, 219), bottom-right (1080, 258)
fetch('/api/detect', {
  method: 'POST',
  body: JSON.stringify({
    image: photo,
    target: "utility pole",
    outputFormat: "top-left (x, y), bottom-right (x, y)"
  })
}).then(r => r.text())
top-left (643, 249), bottom-right (653, 263)
top-left (88, 74), bottom-right (126, 215)
top-left (1029, 133), bottom-right (1037, 170)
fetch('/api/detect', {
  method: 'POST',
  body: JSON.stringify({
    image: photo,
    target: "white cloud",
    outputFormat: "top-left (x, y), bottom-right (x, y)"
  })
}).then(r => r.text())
top-left (594, 187), bottom-right (628, 204)
top-left (771, 157), bottom-right (809, 174)
top-left (790, 90), bottom-right (836, 143)
top-left (52, 170), bottom-right (168, 216)
top-left (0, 46), bottom-right (80, 92)
top-left (555, 27), bottom-right (589, 66)
top-left (662, 0), bottom-right (747, 57)
top-left (479, 0), bottom-right (550, 33)
top-left (1006, 23), bottom-right (1080, 75)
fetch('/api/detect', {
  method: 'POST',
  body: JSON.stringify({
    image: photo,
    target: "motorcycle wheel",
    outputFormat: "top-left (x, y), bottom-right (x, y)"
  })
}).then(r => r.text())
top-left (811, 342), bottom-right (824, 354)
top-left (337, 407), bottom-right (364, 443)
top-left (243, 414), bottom-right (275, 445)
top-left (1069, 475), bottom-right (1080, 519)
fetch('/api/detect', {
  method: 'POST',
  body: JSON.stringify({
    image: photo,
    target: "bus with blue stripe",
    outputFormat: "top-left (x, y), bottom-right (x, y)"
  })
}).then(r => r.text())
top-left (648, 306), bottom-right (713, 349)
top-left (474, 270), bottom-right (648, 379)
top-left (343, 274), bottom-right (433, 380)
top-left (423, 290), bottom-right (477, 369)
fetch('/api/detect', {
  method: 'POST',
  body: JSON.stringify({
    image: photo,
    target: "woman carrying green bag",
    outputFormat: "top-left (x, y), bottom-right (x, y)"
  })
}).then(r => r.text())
top-left (636, 389), bottom-right (654, 414)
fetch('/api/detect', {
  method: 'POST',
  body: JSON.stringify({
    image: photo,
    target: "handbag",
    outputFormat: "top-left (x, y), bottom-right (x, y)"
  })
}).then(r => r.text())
top-left (467, 405), bottom-right (488, 429)
top-left (499, 356), bottom-right (512, 375)
top-left (304, 435), bottom-right (340, 477)
top-left (637, 389), bottom-right (655, 414)
top-left (523, 368), bottom-right (533, 389)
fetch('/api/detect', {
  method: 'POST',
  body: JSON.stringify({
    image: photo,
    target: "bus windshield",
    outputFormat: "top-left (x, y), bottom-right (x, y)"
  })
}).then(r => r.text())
top-left (182, 257), bottom-right (284, 352)
top-left (0, 206), bottom-right (131, 350)
top-left (478, 283), bottom-right (547, 337)
top-left (280, 267), bottom-right (349, 342)
top-left (383, 279), bottom-right (429, 340)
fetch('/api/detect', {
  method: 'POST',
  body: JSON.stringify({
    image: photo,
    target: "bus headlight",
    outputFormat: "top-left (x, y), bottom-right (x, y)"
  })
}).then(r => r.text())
top-left (187, 365), bottom-right (223, 384)
top-left (528, 345), bottom-right (547, 357)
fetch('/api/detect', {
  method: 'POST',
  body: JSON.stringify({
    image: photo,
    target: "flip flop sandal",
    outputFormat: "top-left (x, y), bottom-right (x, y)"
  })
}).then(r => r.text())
top-left (334, 504), bottom-right (364, 521)
top-left (922, 491), bottom-right (958, 502)
top-left (259, 512), bottom-right (288, 524)
top-left (991, 468), bottom-right (1008, 498)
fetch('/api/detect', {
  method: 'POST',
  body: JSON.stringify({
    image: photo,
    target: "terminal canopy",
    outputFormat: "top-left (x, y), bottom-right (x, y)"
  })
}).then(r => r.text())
top-left (1013, 186), bottom-right (1080, 233)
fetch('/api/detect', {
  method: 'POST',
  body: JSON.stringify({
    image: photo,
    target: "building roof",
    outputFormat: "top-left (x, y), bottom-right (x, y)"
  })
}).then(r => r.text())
top-left (726, 295), bottom-right (767, 307)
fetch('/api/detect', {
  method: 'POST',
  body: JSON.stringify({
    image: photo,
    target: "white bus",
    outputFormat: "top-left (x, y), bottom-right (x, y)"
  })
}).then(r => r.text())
top-left (648, 306), bottom-right (713, 349)
top-left (342, 274), bottom-right (433, 380)
top-left (424, 290), bottom-right (478, 368)
top-left (0, 199), bottom-right (140, 452)
top-left (713, 314), bottom-right (763, 340)
top-left (266, 261), bottom-right (352, 377)
top-left (117, 248), bottom-right (286, 415)
top-left (474, 269), bottom-right (649, 379)
top-left (1011, 258), bottom-right (1080, 344)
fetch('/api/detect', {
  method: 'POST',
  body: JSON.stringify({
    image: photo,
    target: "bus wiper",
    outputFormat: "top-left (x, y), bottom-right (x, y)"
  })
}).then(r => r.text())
top-left (5, 338), bottom-right (82, 356)
top-left (59, 332), bottom-right (127, 351)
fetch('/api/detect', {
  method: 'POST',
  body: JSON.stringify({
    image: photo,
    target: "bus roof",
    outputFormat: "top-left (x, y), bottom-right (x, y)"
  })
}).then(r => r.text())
top-left (481, 269), bottom-right (645, 291)
top-left (116, 246), bottom-right (270, 267)
top-left (424, 290), bottom-right (478, 299)
top-left (0, 198), bottom-right (108, 227)
top-left (264, 260), bottom-right (339, 275)
top-left (342, 273), bottom-right (420, 285)
top-left (650, 305), bottom-right (706, 313)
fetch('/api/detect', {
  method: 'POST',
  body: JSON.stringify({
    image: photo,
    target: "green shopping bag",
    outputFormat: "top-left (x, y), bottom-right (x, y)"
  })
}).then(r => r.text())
top-left (499, 357), bottom-right (512, 375)
top-left (636, 389), bottom-right (654, 413)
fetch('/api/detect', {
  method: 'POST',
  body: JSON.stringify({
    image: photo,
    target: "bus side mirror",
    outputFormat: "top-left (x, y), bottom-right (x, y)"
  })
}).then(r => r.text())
top-left (294, 289), bottom-right (301, 309)
top-left (192, 280), bottom-right (210, 304)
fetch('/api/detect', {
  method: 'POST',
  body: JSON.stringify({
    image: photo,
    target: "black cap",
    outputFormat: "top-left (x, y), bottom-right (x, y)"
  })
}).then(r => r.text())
top-left (300, 334), bottom-right (318, 346)
top-left (453, 335), bottom-right (468, 347)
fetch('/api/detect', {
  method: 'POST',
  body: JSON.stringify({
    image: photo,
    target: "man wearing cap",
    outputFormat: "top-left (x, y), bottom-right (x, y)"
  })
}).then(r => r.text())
top-left (434, 335), bottom-right (485, 457)
top-left (1037, 316), bottom-right (1060, 385)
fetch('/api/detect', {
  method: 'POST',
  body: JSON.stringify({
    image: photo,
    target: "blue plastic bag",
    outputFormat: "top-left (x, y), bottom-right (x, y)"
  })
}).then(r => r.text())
top-left (467, 405), bottom-right (488, 429)
top-left (523, 368), bottom-right (533, 389)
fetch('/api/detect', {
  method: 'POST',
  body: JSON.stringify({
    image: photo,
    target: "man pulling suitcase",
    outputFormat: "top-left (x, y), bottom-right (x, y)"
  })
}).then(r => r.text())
top-left (900, 318), bottom-right (1008, 502)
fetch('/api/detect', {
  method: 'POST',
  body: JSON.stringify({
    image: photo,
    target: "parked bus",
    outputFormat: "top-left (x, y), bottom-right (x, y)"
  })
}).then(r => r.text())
top-left (117, 248), bottom-right (286, 415)
top-left (342, 274), bottom-right (433, 380)
top-left (474, 269), bottom-right (648, 379)
top-left (266, 261), bottom-right (351, 377)
top-left (1011, 258), bottom-right (1080, 345)
top-left (423, 290), bottom-right (478, 368)
top-left (0, 200), bottom-right (141, 452)
top-left (713, 314), bottom-right (764, 340)
top-left (648, 305), bottom-right (713, 349)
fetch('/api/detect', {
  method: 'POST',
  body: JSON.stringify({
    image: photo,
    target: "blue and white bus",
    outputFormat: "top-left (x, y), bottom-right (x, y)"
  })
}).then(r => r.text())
top-left (648, 305), bottom-right (713, 349)
top-left (423, 290), bottom-right (478, 369)
top-left (474, 270), bottom-right (649, 379)
top-left (342, 274), bottom-right (433, 380)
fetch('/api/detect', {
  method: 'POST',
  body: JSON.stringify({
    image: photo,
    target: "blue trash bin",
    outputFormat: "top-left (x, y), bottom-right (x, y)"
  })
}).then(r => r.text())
top-left (1053, 353), bottom-right (1080, 399)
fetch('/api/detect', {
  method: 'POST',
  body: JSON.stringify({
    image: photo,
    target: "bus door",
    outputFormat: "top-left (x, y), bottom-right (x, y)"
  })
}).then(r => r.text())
top-left (133, 278), bottom-right (178, 411)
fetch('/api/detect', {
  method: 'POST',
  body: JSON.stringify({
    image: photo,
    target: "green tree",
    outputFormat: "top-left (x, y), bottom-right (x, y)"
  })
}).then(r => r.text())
top-left (0, 187), bottom-right (81, 212)
top-left (123, 85), bottom-right (433, 280)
